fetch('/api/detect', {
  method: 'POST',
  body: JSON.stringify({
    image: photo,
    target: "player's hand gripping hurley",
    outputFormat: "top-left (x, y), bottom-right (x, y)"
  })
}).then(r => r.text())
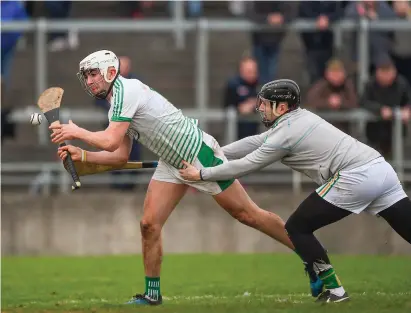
top-left (37, 87), bottom-right (81, 190)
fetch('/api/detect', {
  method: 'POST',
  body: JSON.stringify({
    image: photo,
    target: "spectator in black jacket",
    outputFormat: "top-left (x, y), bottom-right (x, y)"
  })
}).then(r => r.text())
top-left (224, 56), bottom-right (259, 139)
top-left (298, 1), bottom-right (344, 84)
top-left (361, 56), bottom-right (411, 158)
top-left (246, 1), bottom-right (294, 84)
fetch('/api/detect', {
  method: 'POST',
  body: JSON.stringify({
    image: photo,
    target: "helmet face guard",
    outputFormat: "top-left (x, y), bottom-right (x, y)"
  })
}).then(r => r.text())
top-left (256, 79), bottom-right (301, 128)
top-left (255, 95), bottom-right (280, 128)
top-left (77, 66), bottom-right (108, 99)
top-left (77, 51), bottom-right (120, 100)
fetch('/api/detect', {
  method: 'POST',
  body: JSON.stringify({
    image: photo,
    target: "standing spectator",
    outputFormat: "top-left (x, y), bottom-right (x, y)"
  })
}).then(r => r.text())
top-left (168, 1), bottom-right (202, 18)
top-left (46, 1), bottom-right (79, 52)
top-left (298, 1), bottom-right (344, 84)
top-left (1, 108), bottom-right (15, 145)
top-left (361, 56), bottom-right (411, 158)
top-left (224, 56), bottom-right (259, 139)
top-left (344, 0), bottom-right (397, 74)
top-left (305, 58), bottom-right (358, 133)
top-left (95, 56), bottom-right (142, 190)
top-left (246, 1), bottom-right (294, 84)
top-left (0, 0), bottom-right (19, 145)
top-left (391, 0), bottom-right (411, 85)
top-left (1, 1), bottom-right (27, 88)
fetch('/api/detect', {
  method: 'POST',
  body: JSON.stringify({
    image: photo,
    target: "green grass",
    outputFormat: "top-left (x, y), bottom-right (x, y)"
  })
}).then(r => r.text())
top-left (2, 254), bottom-right (411, 313)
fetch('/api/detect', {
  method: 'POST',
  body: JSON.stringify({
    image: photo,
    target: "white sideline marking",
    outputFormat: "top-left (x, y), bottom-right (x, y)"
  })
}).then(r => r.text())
top-left (163, 291), bottom-right (411, 301)
top-left (23, 292), bottom-right (411, 306)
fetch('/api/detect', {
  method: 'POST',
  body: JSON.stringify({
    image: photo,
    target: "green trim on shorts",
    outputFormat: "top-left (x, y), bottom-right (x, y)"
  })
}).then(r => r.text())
top-left (196, 142), bottom-right (234, 192)
top-left (317, 172), bottom-right (340, 198)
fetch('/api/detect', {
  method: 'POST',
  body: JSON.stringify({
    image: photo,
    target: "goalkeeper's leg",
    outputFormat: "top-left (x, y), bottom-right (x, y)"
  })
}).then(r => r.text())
top-left (378, 197), bottom-right (411, 244)
top-left (285, 192), bottom-right (352, 303)
top-left (212, 180), bottom-right (323, 295)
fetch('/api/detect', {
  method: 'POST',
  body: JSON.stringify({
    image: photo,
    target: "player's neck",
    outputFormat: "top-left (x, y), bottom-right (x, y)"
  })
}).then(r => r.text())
top-left (106, 89), bottom-right (113, 101)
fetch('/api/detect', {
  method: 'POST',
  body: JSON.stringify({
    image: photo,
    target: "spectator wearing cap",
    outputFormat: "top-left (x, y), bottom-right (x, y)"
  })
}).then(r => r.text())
top-left (361, 56), bottom-right (411, 158)
top-left (305, 58), bottom-right (358, 133)
top-left (224, 56), bottom-right (260, 139)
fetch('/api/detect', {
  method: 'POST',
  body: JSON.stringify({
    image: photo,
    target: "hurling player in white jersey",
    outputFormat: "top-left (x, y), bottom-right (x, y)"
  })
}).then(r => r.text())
top-left (50, 50), bottom-right (321, 305)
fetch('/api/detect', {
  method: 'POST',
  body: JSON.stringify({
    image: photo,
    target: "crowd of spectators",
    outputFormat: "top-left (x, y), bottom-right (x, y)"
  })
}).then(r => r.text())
top-left (2, 1), bottom-right (411, 175)
top-left (224, 0), bottom-right (411, 160)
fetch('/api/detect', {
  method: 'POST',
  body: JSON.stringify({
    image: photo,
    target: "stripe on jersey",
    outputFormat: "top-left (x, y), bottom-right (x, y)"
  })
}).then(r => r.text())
top-left (112, 80), bottom-right (124, 120)
top-left (171, 122), bottom-right (202, 168)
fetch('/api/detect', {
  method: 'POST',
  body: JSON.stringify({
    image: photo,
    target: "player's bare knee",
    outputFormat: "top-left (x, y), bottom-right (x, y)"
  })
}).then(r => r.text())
top-left (140, 219), bottom-right (161, 239)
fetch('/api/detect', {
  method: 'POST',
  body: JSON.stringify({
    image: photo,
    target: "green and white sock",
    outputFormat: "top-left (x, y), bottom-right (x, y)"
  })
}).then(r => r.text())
top-left (319, 268), bottom-right (343, 290)
top-left (145, 277), bottom-right (161, 300)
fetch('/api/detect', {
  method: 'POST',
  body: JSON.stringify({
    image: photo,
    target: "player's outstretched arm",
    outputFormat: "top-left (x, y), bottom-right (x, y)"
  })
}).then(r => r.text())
top-left (221, 131), bottom-right (267, 160)
top-left (185, 127), bottom-right (289, 181)
top-left (180, 141), bottom-right (287, 182)
top-left (202, 143), bottom-right (288, 181)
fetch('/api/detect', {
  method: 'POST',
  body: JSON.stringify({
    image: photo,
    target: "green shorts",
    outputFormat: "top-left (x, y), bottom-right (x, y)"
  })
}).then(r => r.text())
top-left (152, 132), bottom-right (235, 195)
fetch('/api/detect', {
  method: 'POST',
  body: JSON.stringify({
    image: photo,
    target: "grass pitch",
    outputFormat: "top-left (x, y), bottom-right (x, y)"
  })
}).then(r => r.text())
top-left (2, 254), bottom-right (411, 313)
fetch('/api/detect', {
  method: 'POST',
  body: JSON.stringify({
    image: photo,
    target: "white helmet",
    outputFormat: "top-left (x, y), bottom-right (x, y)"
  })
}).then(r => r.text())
top-left (77, 50), bottom-right (120, 99)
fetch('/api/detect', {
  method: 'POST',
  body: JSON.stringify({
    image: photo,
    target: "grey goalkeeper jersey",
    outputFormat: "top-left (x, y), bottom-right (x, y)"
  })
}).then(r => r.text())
top-left (201, 108), bottom-right (381, 185)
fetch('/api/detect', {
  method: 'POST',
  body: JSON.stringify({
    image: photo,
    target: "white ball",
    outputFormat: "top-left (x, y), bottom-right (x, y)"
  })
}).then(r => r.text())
top-left (30, 113), bottom-right (43, 126)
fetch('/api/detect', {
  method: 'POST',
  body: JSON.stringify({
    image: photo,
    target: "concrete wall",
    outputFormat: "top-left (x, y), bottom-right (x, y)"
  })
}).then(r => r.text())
top-left (2, 190), bottom-right (410, 256)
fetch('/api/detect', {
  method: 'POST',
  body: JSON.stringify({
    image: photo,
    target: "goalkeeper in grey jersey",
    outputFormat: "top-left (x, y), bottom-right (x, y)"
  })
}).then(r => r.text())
top-left (180, 79), bottom-right (411, 303)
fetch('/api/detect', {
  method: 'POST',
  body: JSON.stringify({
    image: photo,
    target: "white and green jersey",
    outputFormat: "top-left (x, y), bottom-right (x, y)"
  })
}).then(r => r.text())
top-left (108, 76), bottom-right (203, 169)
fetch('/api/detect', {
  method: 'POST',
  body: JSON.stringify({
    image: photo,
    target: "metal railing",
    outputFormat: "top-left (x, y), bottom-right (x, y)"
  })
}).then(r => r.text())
top-left (4, 105), bottom-right (410, 194)
top-left (2, 17), bottom-right (411, 193)
top-left (2, 18), bottom-right (411, 142)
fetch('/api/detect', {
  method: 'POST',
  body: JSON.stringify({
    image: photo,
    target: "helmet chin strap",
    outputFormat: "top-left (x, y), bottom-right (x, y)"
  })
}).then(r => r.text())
top-left (95, 68), bottom-right (120, 99)
top-left (262, 102), bottom-right (285, 128)
top-left (271, 102), bottom-right (282, 117)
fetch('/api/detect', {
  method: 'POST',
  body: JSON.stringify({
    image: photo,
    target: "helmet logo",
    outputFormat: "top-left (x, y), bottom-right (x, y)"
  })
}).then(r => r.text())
top-left (270, 93), bottom-right (295, 100)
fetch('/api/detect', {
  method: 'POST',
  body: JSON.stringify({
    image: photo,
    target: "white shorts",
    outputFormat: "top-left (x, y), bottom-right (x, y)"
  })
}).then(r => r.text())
top-left (151, 132), bottom-right (235, 196)
top-left (316, 157), bottom-right (408, 215)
